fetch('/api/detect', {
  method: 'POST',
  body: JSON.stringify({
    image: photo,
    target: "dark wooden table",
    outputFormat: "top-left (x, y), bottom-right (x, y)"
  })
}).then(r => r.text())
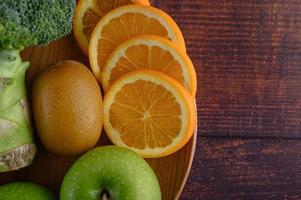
top-left (151, 0), bottom-right (301, 199)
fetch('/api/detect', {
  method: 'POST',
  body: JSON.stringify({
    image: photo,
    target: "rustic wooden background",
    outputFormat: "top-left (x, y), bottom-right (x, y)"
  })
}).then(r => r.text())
top-left (151, 0), bottom-right (301, 199)
top-left (0, 1), bottom-right (299, 200)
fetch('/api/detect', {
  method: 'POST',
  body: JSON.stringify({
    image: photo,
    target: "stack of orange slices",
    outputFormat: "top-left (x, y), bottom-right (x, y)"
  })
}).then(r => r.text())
top-left (73, 0), bottom-right (197, 158)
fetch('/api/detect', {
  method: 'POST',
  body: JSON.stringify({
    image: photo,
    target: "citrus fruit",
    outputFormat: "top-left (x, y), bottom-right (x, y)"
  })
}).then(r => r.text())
top-left (73, 0), bottom-right (150, 55)
top-left (102, 35), bottom-right (197, 96)
top-left (103, 69), bottom-right (196, 158)
top-left (89, 5), bottom-right (186, 82)
top-left (32, 61), bottom-right (103, 156)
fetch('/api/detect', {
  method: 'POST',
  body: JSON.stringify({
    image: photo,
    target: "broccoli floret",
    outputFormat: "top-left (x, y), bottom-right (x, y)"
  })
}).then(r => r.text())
top-left (0, 0), bottom-right (76, 51)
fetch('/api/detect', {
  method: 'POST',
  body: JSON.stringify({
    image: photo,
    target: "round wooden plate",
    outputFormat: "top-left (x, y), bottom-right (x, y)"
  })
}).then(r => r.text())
top-left (0, 35), bottom-right (197, 200)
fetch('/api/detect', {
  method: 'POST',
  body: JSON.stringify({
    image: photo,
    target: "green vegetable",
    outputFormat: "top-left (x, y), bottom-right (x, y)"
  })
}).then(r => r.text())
top-left (0, 0), bottom-right (75, 50)
top-left (0, 51), bottom-right (36, 172)
top-left (0, 0), bottom-right (76, 172)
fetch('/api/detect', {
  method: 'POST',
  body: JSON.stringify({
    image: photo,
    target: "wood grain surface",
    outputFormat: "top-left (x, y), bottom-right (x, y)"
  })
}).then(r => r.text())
top-left (182, 137), bottom-right (301, 199)
top-left (0, 0), bottom-right (300, 200)
top-left (151, 0), bottom-right (300, 199)
top-left (153, 0), bottom-right (301, 139)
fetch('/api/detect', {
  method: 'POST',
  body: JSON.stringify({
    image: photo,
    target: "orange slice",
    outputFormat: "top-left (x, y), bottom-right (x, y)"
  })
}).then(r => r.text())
top-left (103, 69), bottom-right (196, 158)
top-left (73, 0), bottom-right (150, 55)
top-left (102, 35), bottom-right (197, 96)
top-left (89, 5), bottom-right (186, 82)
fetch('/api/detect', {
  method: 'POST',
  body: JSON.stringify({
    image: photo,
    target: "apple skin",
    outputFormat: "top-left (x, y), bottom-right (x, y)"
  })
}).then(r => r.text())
top-left (0, 182), bottom-right (56, 200)
top-left (60, 146), bottom-right (161, 200)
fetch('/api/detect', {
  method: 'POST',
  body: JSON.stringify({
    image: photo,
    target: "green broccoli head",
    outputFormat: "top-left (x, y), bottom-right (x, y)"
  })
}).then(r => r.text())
top-left (0, 0), bottom-right (76, 51)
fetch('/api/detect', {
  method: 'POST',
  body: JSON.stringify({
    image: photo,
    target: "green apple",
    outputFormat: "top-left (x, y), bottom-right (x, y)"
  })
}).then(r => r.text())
top-left (60, 146), bottom-right (161, 200)
top-left (0, 182), bottom-right (56, 200)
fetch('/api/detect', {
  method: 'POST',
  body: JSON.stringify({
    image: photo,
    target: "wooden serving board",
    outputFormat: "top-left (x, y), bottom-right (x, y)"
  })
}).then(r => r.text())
top-left (0, 35), bottom-right (197, 200)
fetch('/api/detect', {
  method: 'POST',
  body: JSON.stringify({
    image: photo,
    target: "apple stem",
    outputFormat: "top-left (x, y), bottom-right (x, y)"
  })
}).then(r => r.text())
top-left (100, 189), bottom-right (111, 200)
top-left (102, 193), bottom-right (109, 200)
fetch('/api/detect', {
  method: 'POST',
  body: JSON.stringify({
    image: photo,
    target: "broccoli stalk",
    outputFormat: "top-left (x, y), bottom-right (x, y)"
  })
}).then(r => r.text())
top-left (0, 0), bottom-right (75, 172)
top-left (0, 51), bottom-right (36, 172)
